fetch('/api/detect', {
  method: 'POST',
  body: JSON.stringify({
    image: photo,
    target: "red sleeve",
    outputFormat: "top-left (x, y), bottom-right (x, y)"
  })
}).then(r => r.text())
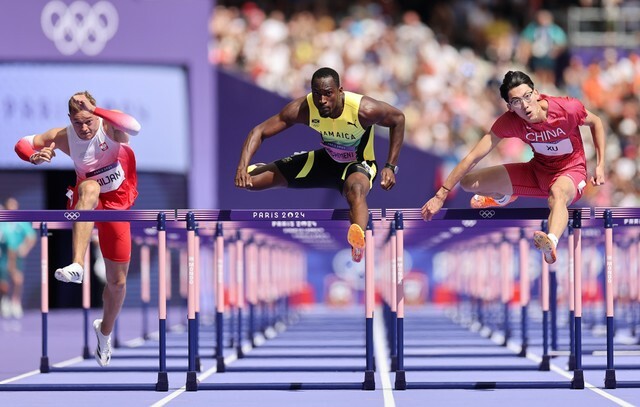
top-left (15, 138), bottom-right (36, 162)
top-left (558, 97), bottom-right (587, 126)
top-left (93, 107), bottom-right (141, 134)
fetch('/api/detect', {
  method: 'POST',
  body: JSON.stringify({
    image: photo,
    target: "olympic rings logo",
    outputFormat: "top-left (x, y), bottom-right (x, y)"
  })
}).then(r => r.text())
top-left (41, 1), bottom-right (119, 56)
top-left (64, 211), bottom-right (81, 220)
top-left (479, 210), bottom-right (496, 219)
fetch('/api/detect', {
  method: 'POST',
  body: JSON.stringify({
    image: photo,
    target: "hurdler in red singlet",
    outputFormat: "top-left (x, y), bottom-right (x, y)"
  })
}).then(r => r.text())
top-left (14, 90), bottom-right (141, 367)
top-left (422, 71), bottom-right (606, 265)
top-left (490, 94), bottom-right (588, 203)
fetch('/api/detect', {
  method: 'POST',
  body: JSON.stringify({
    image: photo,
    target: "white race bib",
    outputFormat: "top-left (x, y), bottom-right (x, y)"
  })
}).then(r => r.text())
top-left (321, 141), bottom-right (357, 163)
top-left (531, 138), bottom-right (573, 156)
top-left (85, 161), bottom-right (125, 193)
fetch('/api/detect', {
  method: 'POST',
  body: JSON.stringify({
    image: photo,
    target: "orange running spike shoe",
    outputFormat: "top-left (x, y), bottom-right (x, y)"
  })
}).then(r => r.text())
top-left (347, 224), bottom-right (366, 263)
top-left (470, 194), bottom-right (518, 209)
top-left (347, 224), bottom-right (366, 249)
top-left (533, 231), bottom-right (557, 264)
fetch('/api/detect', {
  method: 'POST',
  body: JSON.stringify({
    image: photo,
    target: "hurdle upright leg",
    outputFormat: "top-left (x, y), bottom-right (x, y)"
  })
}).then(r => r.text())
top-left (394, 212), bottom-right (406, 390)
top-left (185, 212), bottom-right (198, 391)
top-left (571, 211), bottom-right (584, 389)
top-left (604, 209), bottom-right (616, 389)
top-left (39, 222), bottom-right (50, 373)
top-left (156, 212), bottom-right (169, 391)
top-left (363, 212), bottom-right (375, 390)
top-left (518, 228), bottom-right (530, 357)
top-left (82, 247), bottom-right (91, 359)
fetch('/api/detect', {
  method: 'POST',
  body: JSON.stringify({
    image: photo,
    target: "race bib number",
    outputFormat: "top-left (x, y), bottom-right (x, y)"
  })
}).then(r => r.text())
top-left (531, 138), bottom-right (573, 156)
top-left (85, 161), bottom-right (125, 193)
top-left (321, 141), bottom-right (357, 163)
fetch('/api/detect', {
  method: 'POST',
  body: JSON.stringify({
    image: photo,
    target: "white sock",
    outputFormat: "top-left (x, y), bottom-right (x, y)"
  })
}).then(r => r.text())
top-left (547, 233), bottom-right (559, 248)
top-left (495, 194), bottom-right (512, 205)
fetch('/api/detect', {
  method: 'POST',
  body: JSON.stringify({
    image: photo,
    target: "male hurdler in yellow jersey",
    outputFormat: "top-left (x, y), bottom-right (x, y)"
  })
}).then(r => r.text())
top-left (235, 67), bottom-right (405, 262)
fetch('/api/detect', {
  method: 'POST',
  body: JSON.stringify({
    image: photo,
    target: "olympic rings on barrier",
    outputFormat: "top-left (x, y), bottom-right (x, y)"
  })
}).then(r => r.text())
top-left (64, 211), bottom-right (80, 220)
top-left (479, 210), bottom-right (496, 219)
top-left (41, 0), bottom-right (119, 56)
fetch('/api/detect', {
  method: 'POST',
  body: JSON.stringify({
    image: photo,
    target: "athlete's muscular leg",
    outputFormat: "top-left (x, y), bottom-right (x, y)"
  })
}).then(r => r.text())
top-left (99, 259), bottom-right (129, 335)
top-left (72, 180), bottom-right (101, 266)
top-left (246, 163), bottom-right (288, 190)
top-left (344, 172), bottom-right (371, 231)
top-left (460, 165), bottom-right (513, 198)
top-left (547, 176), bottom-right (576, 239)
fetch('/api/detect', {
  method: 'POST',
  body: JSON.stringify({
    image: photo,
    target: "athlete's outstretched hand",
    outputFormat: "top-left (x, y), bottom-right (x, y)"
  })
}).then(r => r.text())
top-left (235, 167), bottom-right (253, 189)
top-left (421, 195), bottom-right (444, 221)
top-left (31, 142), bottom-right (56, 165)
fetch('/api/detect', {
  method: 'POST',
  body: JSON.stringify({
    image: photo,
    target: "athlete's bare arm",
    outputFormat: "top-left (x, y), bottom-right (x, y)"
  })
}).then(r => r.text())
top-left (583, 109), bottom-right (606, 186)
top-left (421, 132), bottom-right (501, 220)
top-left (358, 96), bottom-right (405, 190)
top-left (29, 128), bottom-right (70, 164)
top-left (235, 97), bottom-right (310, 188)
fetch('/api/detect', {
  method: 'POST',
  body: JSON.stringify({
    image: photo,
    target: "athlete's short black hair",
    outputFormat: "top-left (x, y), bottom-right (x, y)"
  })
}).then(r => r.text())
top-left (312, 67), bottom-right (340, 88)
top-left (499, 71), bottom-right (534, 102)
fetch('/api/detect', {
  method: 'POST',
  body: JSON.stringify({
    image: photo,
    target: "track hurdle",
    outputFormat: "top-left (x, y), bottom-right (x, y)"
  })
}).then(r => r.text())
top-left (176, 209), bottom-right (381, 391)
top-left (388, 207), bottom-right (591, 390)
top-left (594, 208), bottom-right (640, 389)
top-left (0, 209), bottom-right (172, 391)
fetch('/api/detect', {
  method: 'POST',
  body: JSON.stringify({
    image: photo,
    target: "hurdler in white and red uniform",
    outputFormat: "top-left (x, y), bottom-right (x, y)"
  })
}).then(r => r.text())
top-left (422, 71), bottom-right (606, 265)
top-left (14, 91), bottom-right (141, 367)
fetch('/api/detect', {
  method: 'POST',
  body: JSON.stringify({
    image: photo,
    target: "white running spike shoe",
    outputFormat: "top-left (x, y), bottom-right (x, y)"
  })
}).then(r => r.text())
top-left (54, 263), bottom-right (84, 284)
top-left (93, 319), bottom-right (112, 367)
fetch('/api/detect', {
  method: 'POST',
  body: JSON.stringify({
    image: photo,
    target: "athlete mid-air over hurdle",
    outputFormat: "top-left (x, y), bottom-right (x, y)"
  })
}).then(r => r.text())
top-left (421, 70), bottom-right (606, 264)
top-left (234, 67), bottom-right (405, 263)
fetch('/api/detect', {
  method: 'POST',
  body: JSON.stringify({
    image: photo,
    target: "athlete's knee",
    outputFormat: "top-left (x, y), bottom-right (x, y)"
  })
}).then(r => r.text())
top-left (105, 263), bottom-right (128, 288)
top-left (548, 185), bottom-right (571, 207)
top-left (76, 180), bottom-right (101, 208)
top-left (345, 181), bottom-right (368, 200)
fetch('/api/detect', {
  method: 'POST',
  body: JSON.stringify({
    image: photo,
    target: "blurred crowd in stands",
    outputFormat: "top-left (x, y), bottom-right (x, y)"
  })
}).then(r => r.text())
top-left (209, 0), bottom-right (640, 207)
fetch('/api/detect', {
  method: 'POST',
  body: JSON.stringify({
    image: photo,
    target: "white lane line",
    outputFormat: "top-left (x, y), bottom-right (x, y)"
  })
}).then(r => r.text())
top-left (503, 341), bottom-right (635, 407)
top-left (373, 309), bottom-right (396, 407)
top-left (52, 356), bottom-right (84, 368)
top-left (0, 369), bottom-right (40, 385)
top-left (0, 355), bottom-right (85, 385)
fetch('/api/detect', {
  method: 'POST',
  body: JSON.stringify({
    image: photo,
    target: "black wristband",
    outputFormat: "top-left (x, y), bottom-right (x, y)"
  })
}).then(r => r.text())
top-left (441, 185), bottom-right (451, 192)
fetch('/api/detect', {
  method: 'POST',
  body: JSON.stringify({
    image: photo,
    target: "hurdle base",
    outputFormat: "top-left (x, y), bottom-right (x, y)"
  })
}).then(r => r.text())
top-left (39, 356), bottom-right (50, 373)
top-left (186, 371), bottom-right (198, 391)
top-left (567, 355), bottom-right (576, 371)
top-left (571, 369), bottom-right (584, 389)
top-left (155, 372), bottom-right (169, 392)
top-left (517, 345), bottom-right (527, 357)
top-left (362, 370), bottom-right (375, 390)
top-left (82, 345), bottom-right (91, 359)
top-left (237, 346), bottom-right (245, 359)
top-left (605, 369), bottom-right (617, 389)
top-left (217, 356), bottom-right (226, 373)
top-left (538, 355), bottom-right (550, 371)
top-left (395, 370), bottom-right (406, 390)
top-left (196, 356), bottom-right (201, 372)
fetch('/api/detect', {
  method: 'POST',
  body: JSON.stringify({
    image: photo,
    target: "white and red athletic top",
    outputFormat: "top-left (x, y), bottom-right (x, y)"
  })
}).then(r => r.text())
top-left (66, 118), bottom-right (126, 194)
top-left (490, 95), bottom-right (588, 171)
